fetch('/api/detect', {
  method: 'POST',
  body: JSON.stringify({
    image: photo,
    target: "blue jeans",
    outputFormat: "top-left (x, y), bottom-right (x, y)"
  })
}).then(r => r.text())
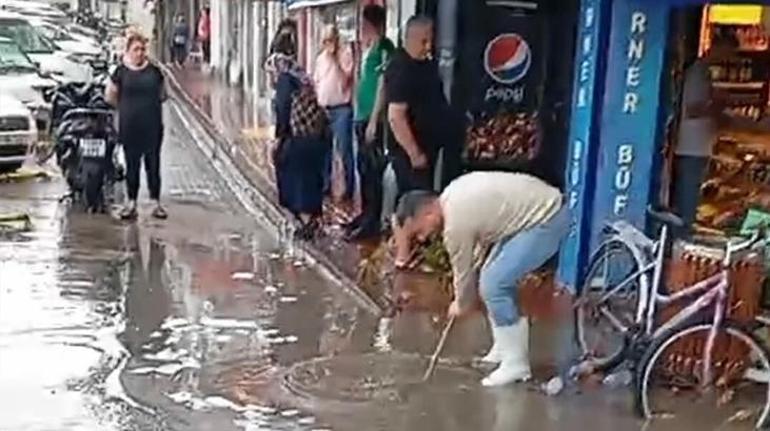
top-left (324, 105), bottom-right (355, 199)
top-left (480, 205), bottom-right (570, 327)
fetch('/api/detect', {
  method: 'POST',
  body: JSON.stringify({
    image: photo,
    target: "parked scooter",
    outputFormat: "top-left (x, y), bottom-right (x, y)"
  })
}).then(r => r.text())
top-left (52, 82), bottom-right (124, 212)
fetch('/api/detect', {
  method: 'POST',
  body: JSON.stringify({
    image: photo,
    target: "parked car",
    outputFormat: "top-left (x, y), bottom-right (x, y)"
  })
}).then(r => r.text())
top-left (0, 36), bottom-right (56, 135)
top-left (31, 19), bottom-right (104, 63)
top-left (0, 0), bottom-right (69, 24)
top-left (0, 93), bottom-right (37, 173)
top-left (0, 11), bottom-right (91, 83)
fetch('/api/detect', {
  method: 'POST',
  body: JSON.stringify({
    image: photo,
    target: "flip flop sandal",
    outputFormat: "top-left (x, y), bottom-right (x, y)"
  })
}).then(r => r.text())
top-left (120, 206), bottom-right (138, 220)
top-left (152, 206), bottom-right (168, 220)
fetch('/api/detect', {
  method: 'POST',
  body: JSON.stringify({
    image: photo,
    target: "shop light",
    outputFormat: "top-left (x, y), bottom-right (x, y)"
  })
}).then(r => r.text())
top-left (708, 4), bottom-right (762, 25)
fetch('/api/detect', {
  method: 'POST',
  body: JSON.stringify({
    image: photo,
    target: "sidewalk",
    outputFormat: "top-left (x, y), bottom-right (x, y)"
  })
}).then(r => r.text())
top-left (162, 64), bottom-right (567, 321)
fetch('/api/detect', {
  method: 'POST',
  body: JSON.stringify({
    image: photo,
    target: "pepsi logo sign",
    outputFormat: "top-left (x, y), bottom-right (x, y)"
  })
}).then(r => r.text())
top-left (483, 33), bottom-right (532, 85)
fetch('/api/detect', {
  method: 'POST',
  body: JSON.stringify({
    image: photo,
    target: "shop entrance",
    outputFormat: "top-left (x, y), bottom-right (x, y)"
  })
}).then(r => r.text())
top-left (664, 4), bottom-right (770, 235)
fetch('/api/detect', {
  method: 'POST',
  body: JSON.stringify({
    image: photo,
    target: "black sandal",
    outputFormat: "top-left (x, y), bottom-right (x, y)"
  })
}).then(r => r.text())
top-left (120, 205), bottom-right (138, 220)
top-left (152, 205), bottom-right (168, 220)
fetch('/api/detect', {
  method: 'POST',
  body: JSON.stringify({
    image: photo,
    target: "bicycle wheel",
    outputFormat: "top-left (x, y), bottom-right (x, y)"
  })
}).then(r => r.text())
top-left (575, 240), bottom-right (642, 371)
top-left (636, 321), bottom-right (770, 429)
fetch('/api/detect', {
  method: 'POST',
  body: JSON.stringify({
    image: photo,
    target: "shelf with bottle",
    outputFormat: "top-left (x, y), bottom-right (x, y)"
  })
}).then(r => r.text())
top-left (709, 58), bottom-right (759, 83)
top-left (714, 81), bottom-right (765, 90)
top-left (726, 104), bottom-right (765, 121)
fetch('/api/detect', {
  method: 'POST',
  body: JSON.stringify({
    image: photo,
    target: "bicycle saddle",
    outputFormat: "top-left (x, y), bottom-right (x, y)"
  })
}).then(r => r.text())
top-left (646, 206), bottom-right (685, 228)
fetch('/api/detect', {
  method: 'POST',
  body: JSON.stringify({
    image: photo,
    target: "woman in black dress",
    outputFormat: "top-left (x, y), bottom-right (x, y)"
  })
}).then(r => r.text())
top-left (265, 33), bottom-right (327, 239)
top-left (106, 33), bottom-right (168, 220)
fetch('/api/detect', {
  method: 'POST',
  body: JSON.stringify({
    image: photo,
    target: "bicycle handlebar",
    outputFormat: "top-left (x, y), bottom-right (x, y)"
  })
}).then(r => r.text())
top-left (726, 225), bottom-right (766, 261)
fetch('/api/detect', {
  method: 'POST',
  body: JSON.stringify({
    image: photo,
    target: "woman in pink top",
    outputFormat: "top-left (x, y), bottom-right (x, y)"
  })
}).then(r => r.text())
top-left (313, 24), bottom-right (355, 201)
top-left (197, 7), bottom-right (211, 63)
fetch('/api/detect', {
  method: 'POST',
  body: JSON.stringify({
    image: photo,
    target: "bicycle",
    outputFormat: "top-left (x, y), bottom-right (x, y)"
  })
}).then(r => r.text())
top-left (575, 207), bottom-right (770, 428)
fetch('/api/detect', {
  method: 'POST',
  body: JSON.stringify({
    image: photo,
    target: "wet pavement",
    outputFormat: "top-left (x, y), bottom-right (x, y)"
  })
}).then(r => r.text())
top-left (0, 99), bottom-right (761, 431)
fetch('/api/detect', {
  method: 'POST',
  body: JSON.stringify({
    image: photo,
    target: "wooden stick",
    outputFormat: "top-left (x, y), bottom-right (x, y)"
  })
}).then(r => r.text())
top-left (422, 316), bottom-right (456, 382)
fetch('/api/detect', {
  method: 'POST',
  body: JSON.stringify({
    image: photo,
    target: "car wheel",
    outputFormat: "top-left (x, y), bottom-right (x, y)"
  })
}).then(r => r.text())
top-left (0, 163), bottom-right (23, 174)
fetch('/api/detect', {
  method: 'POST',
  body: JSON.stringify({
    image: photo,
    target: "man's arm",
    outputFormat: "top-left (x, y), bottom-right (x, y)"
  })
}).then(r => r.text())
top-left (105, 66), bottom-right (120, 107)
top-left (388, 103), bottom-right (426, 167)
top-left (365, 76), bottom-right (386, 143)
top-left (444, 229), bottom-right (477, 310)
top-left (336, 46), bottom-right (355, 88)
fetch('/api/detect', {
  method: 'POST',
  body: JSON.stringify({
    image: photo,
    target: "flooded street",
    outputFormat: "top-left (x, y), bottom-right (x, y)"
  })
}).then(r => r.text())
top-left (0, 102), bottom-right (752, 431)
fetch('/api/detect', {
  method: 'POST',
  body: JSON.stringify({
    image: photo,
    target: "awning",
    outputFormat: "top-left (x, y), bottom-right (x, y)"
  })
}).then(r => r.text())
top-left (285, 0), bottom-right (351, 11)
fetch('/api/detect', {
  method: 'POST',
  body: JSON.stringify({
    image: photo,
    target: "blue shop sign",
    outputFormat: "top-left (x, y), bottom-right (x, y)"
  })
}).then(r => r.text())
top-left (557, 0), bottom-right (608, 290)
top-left (590, 0), bottom-right (669, 250)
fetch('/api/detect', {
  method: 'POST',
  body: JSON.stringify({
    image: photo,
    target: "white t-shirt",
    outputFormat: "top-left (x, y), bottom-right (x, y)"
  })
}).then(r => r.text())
top-left (676, 60), bottom-right (717, 157)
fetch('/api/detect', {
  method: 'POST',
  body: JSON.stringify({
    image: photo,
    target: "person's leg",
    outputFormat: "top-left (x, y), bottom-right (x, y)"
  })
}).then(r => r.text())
top-left (478, 206), bottom-right (570, 386)
top-left (336, 106), bottom-right (355, 200)
top-left (203, 39), bottom-right (211, 62)
top-left (144, 136), bottom-right (166, 219)
top-left (122, 144), bottom-right (142, 218)
top-left (672, 155), bottom-right (708, 237)
top-left (322, 108), bottom-right (337, 195)
top-left (351, 119), bottom-right (385, 238)
top-left (347, 121), bottom-right (368, 231)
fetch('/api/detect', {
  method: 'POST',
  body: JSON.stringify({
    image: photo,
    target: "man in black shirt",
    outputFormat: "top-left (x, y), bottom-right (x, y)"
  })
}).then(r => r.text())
top-left (385, 15), bottom-right (450, 195)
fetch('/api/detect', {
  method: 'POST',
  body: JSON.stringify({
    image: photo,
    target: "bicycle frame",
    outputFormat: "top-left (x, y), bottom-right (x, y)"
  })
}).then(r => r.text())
top-left (594, 222), bottom-right (755, 340)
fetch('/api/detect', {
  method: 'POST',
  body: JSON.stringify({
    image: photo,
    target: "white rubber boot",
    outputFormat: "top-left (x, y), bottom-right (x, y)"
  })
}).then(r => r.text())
top-left (479, 318), bottom-right (502, 364)
top-left (482, 318), bottom-right (531, 387)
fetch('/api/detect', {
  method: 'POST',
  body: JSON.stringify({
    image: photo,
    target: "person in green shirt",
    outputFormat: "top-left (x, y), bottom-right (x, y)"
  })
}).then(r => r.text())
top-left (346, 4), bottom-right (395, 240)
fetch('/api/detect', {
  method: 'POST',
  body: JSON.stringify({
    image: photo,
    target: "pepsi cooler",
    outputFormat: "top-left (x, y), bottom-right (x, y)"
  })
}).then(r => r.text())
top-left (441, 0), bottom-right (580, 188)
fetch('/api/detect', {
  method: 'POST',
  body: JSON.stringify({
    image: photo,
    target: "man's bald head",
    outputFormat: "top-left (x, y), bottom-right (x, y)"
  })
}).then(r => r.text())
top-left (404, 15), bottom-right (433, 60)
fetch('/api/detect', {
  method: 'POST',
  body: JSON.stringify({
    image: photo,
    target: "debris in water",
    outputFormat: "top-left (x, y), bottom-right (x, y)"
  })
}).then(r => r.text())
top-left (143, 347), bottom-right (188, 362)
top-left (189, 397), bottom-right (210, 411)
top-left (259, 328), bottom-right (280, 337)
top-left (0, 212), bottom-right (32, 233)
top-left (166, 391), bottom-right (193, 403)
top-left (602, 369), bottom-right (632, 388)
top-left (128, 367), bottom-right (156, 375)
top-left (162, 317), bottom-right (191, 330)
top-left (728, 409), bottom-right (753, 423)
top-left (200, 316), bottom-right (258, 329)
top-left (244, 404), bottom-right (278, 415)
top-left (718, 388), bottom-right (736, 406)
top-left (543, 376), bottom-right (565, 396)
top-left (232, 272), bottom-right (256, 281)
top-left (154, 363), bottom-right (185, 376)
top-left (205, 395), bottom-right (239, 409)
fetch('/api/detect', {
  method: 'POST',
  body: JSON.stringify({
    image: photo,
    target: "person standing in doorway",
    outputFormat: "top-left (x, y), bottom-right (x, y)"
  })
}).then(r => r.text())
top-left (672, 31), bottom-right (737, 234)
top-left (106, 33), bottom-right (168, 220)
top-left (197, 7), bottom-right (211, 63)
top-left (385, 15), bottom-right (452, 263)
top-left (313, 24), bottom-right (355, 201)
top-left (170, 14), bottom-right (189, 67)
top-left (385, 15), bottom-right (450, 196)
top-left (346, 5), bottom-right (395, 240)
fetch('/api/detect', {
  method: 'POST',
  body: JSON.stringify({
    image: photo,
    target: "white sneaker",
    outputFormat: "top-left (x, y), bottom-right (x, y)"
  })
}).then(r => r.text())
top-left (482, 319), bottom-right (532, 387)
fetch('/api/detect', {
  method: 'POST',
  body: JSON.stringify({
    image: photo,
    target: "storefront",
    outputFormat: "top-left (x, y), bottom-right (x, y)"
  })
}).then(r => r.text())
top-left (572, 1), bottom-right (770, 287)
